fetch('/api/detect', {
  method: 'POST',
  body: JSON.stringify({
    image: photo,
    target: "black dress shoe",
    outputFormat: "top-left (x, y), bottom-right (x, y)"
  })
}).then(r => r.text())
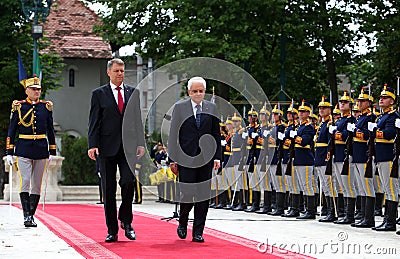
top-left (105, 234), bottom-right (118, 242)
top-left (192, 235), bottom-right (204, 242)
top-left (296, 212), bottom-right (316, 219)
top-left (177, 225), bottom-right (187, 239)
top-left (122, 223), bottom-right (136, 240)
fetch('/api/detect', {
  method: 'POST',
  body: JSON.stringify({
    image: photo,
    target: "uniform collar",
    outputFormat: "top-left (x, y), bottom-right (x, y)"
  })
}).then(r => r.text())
top-left (26, 97), bottom-right (39, 104)
top-left (383, 107), bottom-right (394, 113)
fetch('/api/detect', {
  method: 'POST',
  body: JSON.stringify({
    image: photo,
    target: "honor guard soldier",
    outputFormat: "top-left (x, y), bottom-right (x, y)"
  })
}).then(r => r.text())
top-left (333, 91), bottom-right (357, 224)
top-left (216, 117), bottom-right (233, 209)
top-left (314, 96), bottom-right (336, 222)
top-left (352, 103), bottom-right (361, 119)
top-left (372, 105), bottom-right (385, 217)
top-left (267, 103), bottom-right (287, 216)
top-left (371, 85), bottom-right (399, 231)
top-left (255, 106), bottom-right (273, 214)
top-left (350, 87), bottom-right (377, 228)
top-left (282, 101), bottom-right (301, 217)
top-left (6, 75), bottom-right (56, 227)
top-left (227, 113), bottom-right (246, 211)
top-left (332, 104), bottom-right (341, 121)
top-left (243, 108), bottom-right (261, 212)
top-left (291, 100), bottom-right (316, 219)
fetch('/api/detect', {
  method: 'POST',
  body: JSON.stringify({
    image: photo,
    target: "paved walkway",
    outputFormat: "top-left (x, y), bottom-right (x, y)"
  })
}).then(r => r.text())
top-left (1, 200), bottom-right (400, 258)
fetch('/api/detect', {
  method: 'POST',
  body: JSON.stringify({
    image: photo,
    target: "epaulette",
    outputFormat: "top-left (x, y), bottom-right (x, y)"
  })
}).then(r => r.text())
top-left (11, 100), bottom-right (23, 112)
top-left (388, 109), bottom-right (396, 114)
top-left (238, 128), bottom-right (245, 134)
top-left (41, 100), bottom-right (54, 111)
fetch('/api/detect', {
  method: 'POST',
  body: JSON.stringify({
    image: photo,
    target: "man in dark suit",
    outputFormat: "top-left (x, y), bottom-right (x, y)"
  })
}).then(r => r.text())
top-left (88, 58), bottom-right (145, 243)
top-left (168, 77), bottom-right (221, 243)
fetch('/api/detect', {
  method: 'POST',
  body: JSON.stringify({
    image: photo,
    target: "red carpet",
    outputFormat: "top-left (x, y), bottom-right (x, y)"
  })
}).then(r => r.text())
top-left (16, 204), bottom-right (312, 258)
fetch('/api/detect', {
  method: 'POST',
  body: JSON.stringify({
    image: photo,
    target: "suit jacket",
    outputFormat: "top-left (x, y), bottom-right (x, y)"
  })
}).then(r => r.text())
top-left (88, 83), bottom-right (144, 158)
top-left (168, 98), bottom-right (221, 168)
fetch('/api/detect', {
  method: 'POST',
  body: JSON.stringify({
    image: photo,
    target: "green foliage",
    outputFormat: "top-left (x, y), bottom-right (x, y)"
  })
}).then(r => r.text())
top-left (60, 134), bottom-right (97, 185)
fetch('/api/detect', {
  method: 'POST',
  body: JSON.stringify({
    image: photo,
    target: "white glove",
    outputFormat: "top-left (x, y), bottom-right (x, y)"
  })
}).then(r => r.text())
top-left (278, 132), bottom-right (285, 140)
top-left (290, 130), bottom-right (297, 138)
top-left (368, 122), bottom-right (377, 132)
top-left (263, 130), bottom-right (270, 137)
top-left (347, 123), bottom-right (356, 132)
top-left (242, 132), bottom-right (248, 139)
top-left (48, 155), bottom-right (54, 163)
top-left (97, 172), bottom-right (101, 178)
top-left (221, 140), bottom-right (227, 146)
top-left (396, 118), bottom-right (400, 128)
top-left (6, 155), bottom-right (15, 166)
top-left (251, 132), bottom-right (258, 139)
top-left (328, 125), bottom-right (337, 134)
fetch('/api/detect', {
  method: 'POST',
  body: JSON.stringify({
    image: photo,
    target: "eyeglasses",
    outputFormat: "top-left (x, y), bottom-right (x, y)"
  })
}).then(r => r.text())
top-left (191, 89), bottom-right (204, 93)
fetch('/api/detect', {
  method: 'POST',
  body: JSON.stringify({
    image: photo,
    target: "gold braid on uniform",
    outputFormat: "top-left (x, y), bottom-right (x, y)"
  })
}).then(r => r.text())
top-left (17, 105), bottom-right (34, 127)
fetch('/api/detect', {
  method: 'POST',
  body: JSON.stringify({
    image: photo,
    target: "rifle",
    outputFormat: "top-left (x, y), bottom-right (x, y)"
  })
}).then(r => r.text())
top-left (276, 130), bottom-right (284, 176)
top-left (341, 116), bottom-right (354, 175)
top-left (285, 124), bottom-right (297, 176)
top-left (325, 123), bottom-right (335, 175)
top-left (390, 77), bottom-right (400, 178)
top-left (365, 116), bottom-right (376, 178)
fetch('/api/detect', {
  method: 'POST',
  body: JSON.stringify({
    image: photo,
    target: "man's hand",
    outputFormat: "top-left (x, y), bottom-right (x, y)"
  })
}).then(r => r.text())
top-left (88, 148), bottom-right (99, 161)
top-left (6, 155), bottom-right (15, 166)
top-left (213, 160), bottom-right (221, 170)
top-left (48, 155), bottom-right (54, 163)
top-left (136, 146), bottom-right (145, 159)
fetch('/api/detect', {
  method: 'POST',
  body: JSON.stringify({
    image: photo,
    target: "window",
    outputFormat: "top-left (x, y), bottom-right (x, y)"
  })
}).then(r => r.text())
top-left (69, 69), bottom-right (75, 87)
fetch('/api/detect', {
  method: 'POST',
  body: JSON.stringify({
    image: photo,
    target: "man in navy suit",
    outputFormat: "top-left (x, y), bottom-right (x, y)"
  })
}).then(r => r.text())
top-left (168, 77), bottom-right (221, 243)
top-left (88, 58), bottom-right (145, 242)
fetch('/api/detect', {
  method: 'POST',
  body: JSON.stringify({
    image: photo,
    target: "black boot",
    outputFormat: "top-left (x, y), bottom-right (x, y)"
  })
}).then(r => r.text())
top-left (245, 191), bottom-right (260, 212)
top-left (19, 192), bottom-right (33, 227)
top-left (337, 193), bottom-right (345, 217)
top-left (374, 200), bottom-right (397, 231)
top-left (374, 192), bottom-right (384, 217)
top-left (297, 195), bottom-right (316, 219)
top-left (215, 191), bottom-right (227, 209)
top-left (232, 190), bottom-right (246, 211)
top-left (29, 194), bottom-right (40, 227)
top-left (282, 194), bottom-right (300, 217)
top-left (334, 197), bottom-right (356, 224)
top-left (256, 191), bottom-right (272, 214)
top-left (268, 192), bottom-right (285, 216)
top-left (271, 190), bottom-right (276, 209)
top-left (209, 196), bottom-right (216, 208)
top-left (320, 194), bottom-right (328, 216)
top-left (354, 196), bottom-right (375, 228)
top-left (319, 196), bottom-right (337, 222)
top-left (354, 196), bottom-right (365, 220)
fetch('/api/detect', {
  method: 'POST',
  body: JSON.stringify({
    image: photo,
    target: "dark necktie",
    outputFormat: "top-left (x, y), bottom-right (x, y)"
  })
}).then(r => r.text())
top-left (195, 104), bottom-right (201, 128)
top-left (116, 86), bottom-right (124, 114)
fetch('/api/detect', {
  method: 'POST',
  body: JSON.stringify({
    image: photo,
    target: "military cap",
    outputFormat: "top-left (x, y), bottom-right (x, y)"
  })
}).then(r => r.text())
top-left (248, 107), bottom-right (258, 117)
top-left (287, 101), bottom-right (299, 114)
top-left (318, 95), bottom-right (331, 107)
top-left (231, 112), bottom-right (242, 121)
top-left (22, 75), bottom-right (41, 89)
top-left (271, 103), bottom-right (283, 115)
top-left (339, 90), bottom-right (353, 102)
top-left (333, 104), bottom-right (340, 114)
top-left (357, 87), bottom-right (374, 102)
top-left (298, 99), bottom-right (312, 112)
top-left (380, 84), bottom-right (396, 100)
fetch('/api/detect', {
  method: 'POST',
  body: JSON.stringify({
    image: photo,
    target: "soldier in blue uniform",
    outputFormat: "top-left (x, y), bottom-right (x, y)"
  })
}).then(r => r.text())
top-left (332, 91), bottom-right (357, 224)
top-left (282, 102), bottom-right (301, 217)
top-left (292, 100), bottom-right (316, 219)
top-left (350, 87), bottom-right (377, 228)
top-left (371, 86), bottom-right (399, 231)
top-left (314, 96), bottom-right (337, 222)
top-left (6, 75), bottom-right (56, 227)
top-left (255, 106), bottom-right (273, 214)
top-left (267, 103), bottom-right (287, 216)
top-left (243, 109), bottom-right (261, 212)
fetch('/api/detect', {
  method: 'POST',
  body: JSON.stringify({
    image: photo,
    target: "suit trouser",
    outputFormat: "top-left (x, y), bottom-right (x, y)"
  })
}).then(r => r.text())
top-left (333, 161), bottom-right (357, 198)
top-left (256, 164), bottom-right (272, 191)
top-left (353, 163), bottom-right (375, 197)
top-left (99, 146), bottom-right (135, 235)
top-left (285, 163), bottom-right (301, 194)
top-left (269, 164), bottom-right (286, 193)
top-left (16, 157), bottom-right (47, 195)
top-left (377, 161), bottom-right (400, 202)
top-left (294, 165), bottom-right (314, 196)
top-left (178, 164), bottom-right (212, 236)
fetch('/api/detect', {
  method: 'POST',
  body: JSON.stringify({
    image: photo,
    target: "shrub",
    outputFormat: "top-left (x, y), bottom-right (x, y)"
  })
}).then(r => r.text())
top-left (60, 134), bottom-right (97, 185)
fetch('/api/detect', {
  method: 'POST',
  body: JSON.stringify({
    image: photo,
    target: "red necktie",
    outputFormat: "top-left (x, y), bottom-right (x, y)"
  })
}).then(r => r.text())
top-left (116, 86), bottom-right (124, 114)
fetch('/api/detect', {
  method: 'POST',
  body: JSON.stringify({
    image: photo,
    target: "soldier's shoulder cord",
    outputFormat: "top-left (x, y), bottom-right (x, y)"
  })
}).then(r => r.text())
top-left (11, 100), bottom-right (24, 113)
top-left (41, 100), bottom-right (54, 111)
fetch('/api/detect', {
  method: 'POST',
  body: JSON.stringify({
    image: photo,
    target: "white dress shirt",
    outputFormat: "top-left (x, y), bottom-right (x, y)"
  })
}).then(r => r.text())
top-left (110, 82), bottom-right (125, 104)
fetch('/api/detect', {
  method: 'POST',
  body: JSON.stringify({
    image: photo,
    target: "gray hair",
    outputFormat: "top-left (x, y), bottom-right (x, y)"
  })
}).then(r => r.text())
top-left (187, 77), bottom-right (206, 90)
top-left (107, 58), bottom-right (125, 70)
